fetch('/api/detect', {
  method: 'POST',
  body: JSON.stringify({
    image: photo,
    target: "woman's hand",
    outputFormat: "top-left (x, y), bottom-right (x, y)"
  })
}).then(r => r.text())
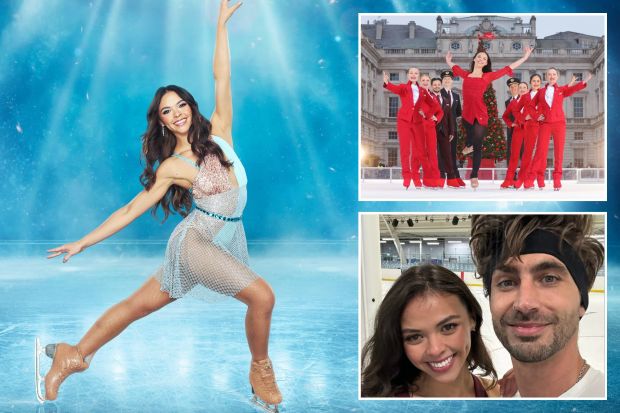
top-left (47, 241), bottom-right (86, 263)
top-left (445, 51), bottom-right (453, 66)
top-left (524, 46), bottom-right (533, 59)
top-left (569, 74), bottom-right (577, 87)
top-left (218, 0), bottom-right (242, 25)
top-left (383, 71), bottom-right (389, 84)
top-left (584, 72), bottom-right (593, 83)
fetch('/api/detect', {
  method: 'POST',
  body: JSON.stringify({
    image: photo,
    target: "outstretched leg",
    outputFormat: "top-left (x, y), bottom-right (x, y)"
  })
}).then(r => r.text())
top-left (44, 276), bottom-right (175, 400)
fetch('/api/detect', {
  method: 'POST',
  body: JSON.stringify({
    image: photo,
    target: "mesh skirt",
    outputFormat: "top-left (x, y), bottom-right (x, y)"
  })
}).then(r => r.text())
top-left (155, 209), bottom-right (259, 302)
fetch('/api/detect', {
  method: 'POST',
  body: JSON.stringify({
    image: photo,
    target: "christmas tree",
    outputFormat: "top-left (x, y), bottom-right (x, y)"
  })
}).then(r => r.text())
top-left (457, 37), bottom-right (507, 162)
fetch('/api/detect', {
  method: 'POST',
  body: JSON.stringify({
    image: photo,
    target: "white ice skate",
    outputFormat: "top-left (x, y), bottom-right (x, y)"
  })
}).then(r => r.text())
top-left (34, 337), bottom-right (54, 403)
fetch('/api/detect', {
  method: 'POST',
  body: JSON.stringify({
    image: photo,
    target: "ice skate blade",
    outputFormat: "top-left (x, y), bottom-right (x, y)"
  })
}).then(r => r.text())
top-left (35, 337), bottom-right (46, 403)
top-left (251, 394), bottom-right (280, 413)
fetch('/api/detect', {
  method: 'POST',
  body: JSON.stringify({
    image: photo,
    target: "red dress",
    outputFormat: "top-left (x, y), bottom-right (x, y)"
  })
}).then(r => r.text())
top-left (452, 65), bottom-right (514, 126)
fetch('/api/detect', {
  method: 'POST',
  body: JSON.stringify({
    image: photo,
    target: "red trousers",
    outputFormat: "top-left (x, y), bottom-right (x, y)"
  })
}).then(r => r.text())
top-left (397, 121), bottom-right (430, 180)
top-left (520, 121), bottom-right (539, 182)
top-left (411, 120), bottom-right (440, 180)
top-left (530, 121), bottom-right (566, 181)
top-left (505, 126), bottom-right (525, 182)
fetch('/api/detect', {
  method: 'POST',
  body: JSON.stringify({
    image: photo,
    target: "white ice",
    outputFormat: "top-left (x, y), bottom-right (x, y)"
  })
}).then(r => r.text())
top-left (361, 179), bottom-right (606, 202)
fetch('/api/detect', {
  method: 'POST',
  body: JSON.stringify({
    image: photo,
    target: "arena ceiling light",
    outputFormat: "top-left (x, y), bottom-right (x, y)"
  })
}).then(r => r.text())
top-left (422, 237), bottom-right (438, 241)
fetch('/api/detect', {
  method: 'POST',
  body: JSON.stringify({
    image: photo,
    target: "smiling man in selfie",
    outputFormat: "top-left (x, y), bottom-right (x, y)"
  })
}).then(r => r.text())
top-left (469, 215), bottom-right (605, 397)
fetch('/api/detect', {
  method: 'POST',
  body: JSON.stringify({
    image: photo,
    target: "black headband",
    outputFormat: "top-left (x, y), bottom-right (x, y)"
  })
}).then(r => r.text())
top-left (485, 229), bottom-right (590, 309)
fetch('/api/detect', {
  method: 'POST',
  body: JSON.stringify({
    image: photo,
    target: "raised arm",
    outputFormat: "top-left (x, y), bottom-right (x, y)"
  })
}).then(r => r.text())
top-left (568, 75), bottom-right (577, 87)
top-left (382, 71), bottom-right (406, 96)
top-left (445, 51), bottom-right (455, 69)
top-left (210, 0), bottom-right (242, 146)
top-left (508, 46), bottom-right (533, 70)
top-left (47, 162), bottom-right (178, 263)
top-left (564, 72), bottom-right (591, 97)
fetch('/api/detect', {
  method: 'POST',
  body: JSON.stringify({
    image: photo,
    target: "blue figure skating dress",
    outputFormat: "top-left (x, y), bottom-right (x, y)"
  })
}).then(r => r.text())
top-left (155, 135), bottom-right (258, 300)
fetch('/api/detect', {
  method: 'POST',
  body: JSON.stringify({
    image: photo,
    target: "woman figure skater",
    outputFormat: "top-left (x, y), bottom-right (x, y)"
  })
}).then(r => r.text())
top-left (415, 73), bottom-right (443, 188)
top-left (517, 74), bottom-right (543, 189)
top-left (520, 74), bottom-right (577, 190)
top-left (383, 68), bottom-right (441, 189)
top-left (526, 68), bottom-right (591, 191)
top-left (361, 265), bottom-right (503, 397)
top-left (445, 43), bottom-right (532, 189)
top-left (35, 1), bottom-right (282, 411)
top-left (500, 81), bottom-right (529, 189)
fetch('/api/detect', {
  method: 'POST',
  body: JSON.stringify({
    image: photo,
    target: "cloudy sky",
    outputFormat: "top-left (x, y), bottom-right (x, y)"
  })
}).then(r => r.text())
top-left (360, 13), bottom-right (605, 38)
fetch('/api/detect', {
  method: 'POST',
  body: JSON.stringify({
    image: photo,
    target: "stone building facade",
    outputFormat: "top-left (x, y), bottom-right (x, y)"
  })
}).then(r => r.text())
top-left (360, 16), bottom-right (605, 169)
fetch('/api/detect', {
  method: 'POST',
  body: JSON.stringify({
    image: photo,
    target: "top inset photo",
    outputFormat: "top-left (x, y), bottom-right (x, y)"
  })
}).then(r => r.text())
top-left (359, 13), bottom-right (606, 201)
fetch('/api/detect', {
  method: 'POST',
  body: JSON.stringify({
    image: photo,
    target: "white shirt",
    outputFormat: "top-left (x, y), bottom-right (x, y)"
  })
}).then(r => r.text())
top-left (530, 90), bottom-right (537, 99)
top-left (411, 83), bottom-right (419, 104)
top-left (560, 367), bottom-right (605, 398)
top-left (513, 367), bottom-right (605, 398)
top-left (545, 84), bottom-right (555, 107)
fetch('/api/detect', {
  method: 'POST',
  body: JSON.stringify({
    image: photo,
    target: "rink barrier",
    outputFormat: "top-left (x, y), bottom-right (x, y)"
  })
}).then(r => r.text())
top-left (361, 167), bottom-right (605, 183)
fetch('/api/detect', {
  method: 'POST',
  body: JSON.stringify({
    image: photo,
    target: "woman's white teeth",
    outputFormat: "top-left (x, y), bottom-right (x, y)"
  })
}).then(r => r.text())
top-left (428, 355), bottom-right (453, 368)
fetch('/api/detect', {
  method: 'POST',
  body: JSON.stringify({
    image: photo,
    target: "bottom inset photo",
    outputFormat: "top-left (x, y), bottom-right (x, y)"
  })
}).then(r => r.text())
top-left (359, 213), bottom-right (606, 399)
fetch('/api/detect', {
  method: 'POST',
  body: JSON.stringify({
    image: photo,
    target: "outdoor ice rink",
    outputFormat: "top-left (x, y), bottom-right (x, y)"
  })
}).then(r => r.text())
top-left (360, 179), bottom-right (606, 201)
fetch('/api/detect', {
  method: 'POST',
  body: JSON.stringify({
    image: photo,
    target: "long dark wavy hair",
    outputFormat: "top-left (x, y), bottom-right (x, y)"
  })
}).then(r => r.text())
top-left (361, 264), bottom-right (497, 397)
top-left (469, 50), bottom-right (492, 73)
top-left (140, 85), bottom-right (232, 221)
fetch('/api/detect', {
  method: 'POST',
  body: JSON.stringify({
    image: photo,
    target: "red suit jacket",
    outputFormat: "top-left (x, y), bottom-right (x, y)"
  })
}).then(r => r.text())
top-left (421, 92), bottom-right (444, 124)
top-left (530, 82), bottom-right (587, 123)
top-left (452, 65), bottom-right (514, 126)
top-left (502, 95), bottom-right (526, 128)
top-left (384, 81), bottom-right (441, 124)
top-left (519, 91), bottom-right (542, 123)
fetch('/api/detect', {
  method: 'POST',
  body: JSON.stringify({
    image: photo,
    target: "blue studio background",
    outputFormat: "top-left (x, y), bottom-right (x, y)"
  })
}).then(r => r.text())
top-left (0, 0), bottom-right (618, 412)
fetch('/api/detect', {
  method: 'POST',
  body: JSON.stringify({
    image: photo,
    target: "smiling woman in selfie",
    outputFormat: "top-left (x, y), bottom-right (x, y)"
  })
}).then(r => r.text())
top-left (361, 264), bottom-right (500, 397)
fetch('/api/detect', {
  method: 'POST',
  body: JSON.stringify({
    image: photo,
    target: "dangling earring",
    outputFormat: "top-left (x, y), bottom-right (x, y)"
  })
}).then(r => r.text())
top-left (161, 125), bottom-right (165, 137)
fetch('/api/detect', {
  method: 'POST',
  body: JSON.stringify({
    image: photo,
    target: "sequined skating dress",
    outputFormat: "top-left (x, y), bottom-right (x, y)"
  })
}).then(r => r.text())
top-left (155, 135), bottom-right (258, 300)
